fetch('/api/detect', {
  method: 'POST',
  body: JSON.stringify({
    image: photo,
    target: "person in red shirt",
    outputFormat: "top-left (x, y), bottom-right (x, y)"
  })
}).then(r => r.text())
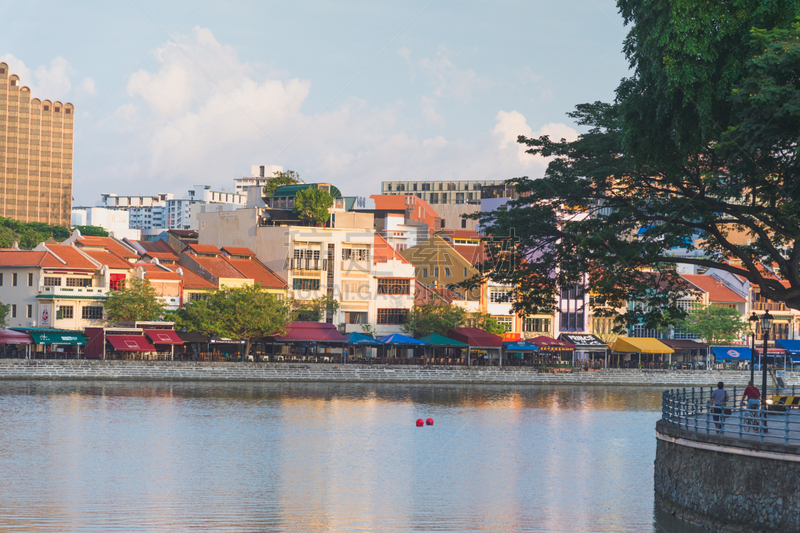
top-left (742, 380), bottom-right (761, 410)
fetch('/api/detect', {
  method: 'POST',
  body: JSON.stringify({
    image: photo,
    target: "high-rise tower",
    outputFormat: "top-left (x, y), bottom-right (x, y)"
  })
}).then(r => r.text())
top-left (0, 61), bottom-right (74, 226)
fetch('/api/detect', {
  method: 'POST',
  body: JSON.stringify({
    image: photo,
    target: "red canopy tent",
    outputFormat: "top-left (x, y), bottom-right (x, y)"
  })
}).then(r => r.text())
top-left (526, 336), bottom-right (576, 365)
top-left (107, 336), bottom-right (157, 352)
top-left (0, 329), bottom-right (32, 345)
top-left (447, 327), bottom-right (504, 366)
top-left (273, 322), bottom-right (347, 343)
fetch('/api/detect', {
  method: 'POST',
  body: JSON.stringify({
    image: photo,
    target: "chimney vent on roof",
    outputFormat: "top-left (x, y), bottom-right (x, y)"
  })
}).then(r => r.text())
top-left (11, 241), bottom-right (19, 250)
top-left (176, 267), bottom-right (184, 277)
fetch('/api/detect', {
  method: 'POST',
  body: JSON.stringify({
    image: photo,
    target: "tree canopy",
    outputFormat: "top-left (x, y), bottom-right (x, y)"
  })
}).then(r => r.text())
top-left (263, 169), bottom-right (303, 198)
top-left (402, 302), bottom-right (467, 338)
top-left (290, 296), bottom-right (339, 323)
top-left (176, 284), bottom-right (289, 357)
top-left (679, 305), bottom-right (748, 345)
top-left (0, 217), bottom-right (71, 249)
top-left (104, 277), bottom-right (166, 323)
top-left (294, 187), bottom-right (334, 225)
top-left (0, 302), bottom-right (9, 328)
top-left (474, 3), bottom-right (800, 330)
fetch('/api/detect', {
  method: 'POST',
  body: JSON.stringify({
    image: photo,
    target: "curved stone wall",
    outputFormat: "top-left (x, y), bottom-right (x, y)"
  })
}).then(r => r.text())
top-left (655, 420), bottom-right (800, 532)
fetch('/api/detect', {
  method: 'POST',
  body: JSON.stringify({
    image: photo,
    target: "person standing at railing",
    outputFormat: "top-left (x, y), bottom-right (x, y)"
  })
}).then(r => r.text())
top-left (742, 380), bottom-right (761, 411)
top-left (710, 381), bottom-right (730, 432)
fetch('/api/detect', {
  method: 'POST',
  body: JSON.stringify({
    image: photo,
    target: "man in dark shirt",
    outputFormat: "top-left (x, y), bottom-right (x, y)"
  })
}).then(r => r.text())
top-left (710, 381), bottom-right (729, 432)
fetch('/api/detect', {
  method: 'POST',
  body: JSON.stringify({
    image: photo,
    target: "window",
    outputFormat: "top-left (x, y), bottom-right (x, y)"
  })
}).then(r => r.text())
top-left (631, 324), bottom-right (663, 338)
top-left (422, 268), bottom-right (428, 278)
top-left (464, 267), bottom-right (468, 277)
top-left (561, 284), bottom-right (584, 300)
top-left (444, 268), bottom-right (451, 278)
top-left (387, 184), bottom-right (392, 191)
top-left (43, 105), bottom-right (49, 111)
top-left (433, 267), bottom-right (439, 278)
top-left (109, 274), bottom-right (126, 291)
top-left (345, 311), bottom-right (368, 324)
top-left (293, 278), bottom-right (320, 291)
top-left (492, 316), bottom-right (513, 332)
top-left (66, 278), bottom-right (92, 287)
top-left (489, 287), bottom-right (513, 303)
top-left (12, 273), bottom-right (17, 286)
top-left (58, 306), bottom-right (74, 319)
top-left (27, 273), bottom-right (33, 286)
top-left (82, 307), bottom-right (104, 320)
top-left (11, 305), bottom-right (16, 318)
top-left (295, 248), bottom-right (321, 260)
top-left (26, 305), bottom-right (32, 318)
top-left (0, 273), bottom-right (3, 286)
top-left (190, 293), bottom-right (208, 301)
top-left (378, 279), bottom-right (410, 295)
top-left (461, 219), bottom-right (467, 229)
top-left (342, 248), bottom-right (368, 261)
top-left (377, 308), bottom-right (408, 324)
top-left (65, 108), bottom-right (71, 114)
top-left (560, 311), bottom-right (584, 331)
top-left (43, 277), bottom-right (62, 287)
top-left (523, 317), bottom-right (551, 333)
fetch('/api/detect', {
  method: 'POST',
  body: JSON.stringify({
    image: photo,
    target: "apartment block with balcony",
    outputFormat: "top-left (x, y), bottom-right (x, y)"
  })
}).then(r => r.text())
top-left (380, 180), bottom-right (505, 205)
top-left (0, 244), bottom-right (117, 330)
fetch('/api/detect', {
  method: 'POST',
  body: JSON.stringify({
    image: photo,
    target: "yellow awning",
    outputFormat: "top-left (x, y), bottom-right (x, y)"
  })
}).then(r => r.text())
top-left (611, 337), bottom-right (674, 354)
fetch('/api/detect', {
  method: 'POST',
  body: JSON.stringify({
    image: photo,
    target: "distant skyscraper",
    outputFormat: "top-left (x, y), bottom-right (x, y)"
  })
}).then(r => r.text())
top-left (0, 61), bottom-right (74, 226)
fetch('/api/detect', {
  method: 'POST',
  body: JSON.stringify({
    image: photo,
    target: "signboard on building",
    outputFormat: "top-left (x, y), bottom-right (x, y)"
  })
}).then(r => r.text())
top-left (40, 304), bottom-right (52, 327)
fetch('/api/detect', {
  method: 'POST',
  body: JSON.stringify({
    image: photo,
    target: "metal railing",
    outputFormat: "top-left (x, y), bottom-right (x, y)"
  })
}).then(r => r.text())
top-left (662, 387), bottom-right (800, 447)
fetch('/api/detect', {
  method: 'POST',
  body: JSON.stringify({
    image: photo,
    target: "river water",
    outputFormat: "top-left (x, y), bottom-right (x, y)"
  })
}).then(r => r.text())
top-left (0, 381), bottom-right (704, 533)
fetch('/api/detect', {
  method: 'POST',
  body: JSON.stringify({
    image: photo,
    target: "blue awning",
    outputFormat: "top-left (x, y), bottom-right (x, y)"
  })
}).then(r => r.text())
top-left (710, 346), bottom-right (752, 361)
top-left (776, 340), bottom-right (800, 355)
top-left (504, 341), bottom-right (539, 351)
top-left (377, 334), bottom-right (429, 346)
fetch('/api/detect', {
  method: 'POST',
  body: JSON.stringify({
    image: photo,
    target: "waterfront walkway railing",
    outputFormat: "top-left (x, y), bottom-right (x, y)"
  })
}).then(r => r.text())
top-left (662, 387), bottom-right (800, 447)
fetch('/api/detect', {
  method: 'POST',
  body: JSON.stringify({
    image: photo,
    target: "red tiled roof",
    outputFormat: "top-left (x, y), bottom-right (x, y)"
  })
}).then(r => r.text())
top-left (223, 257), bottom-right (286, 289)
top-left (222, 246), bottom-right (255, 257)
top-left (134, 263), bottom-right (183, 281)
top-left (188, 244), bottom-right (221, 255)
top-left (142, 252), bottom-right (179, 261)
top-left (82, 249), bottom-right (133, 270)
top-left (76, 236), bottom-right (138, 259)
top-left (166, 265), bottom-right (216, 290)
top-left (681, 274), bottom-right (746, 303)
top-left (370, 195), bottom-right (409, 210)
top-left (373, 234), bottom-right (409, 265)
top-left (129, 239), bottom-right (175, 255)
top-left (439, 229), bottom-right (481, 239)
top-left (45, 244), bottom-right (99, 269)
top-left (453, 244), bottom-right (486, 266)
top-left (191, 256), bottom-right (246, 279)
top-left (0, 251), bottom-right (59, 267)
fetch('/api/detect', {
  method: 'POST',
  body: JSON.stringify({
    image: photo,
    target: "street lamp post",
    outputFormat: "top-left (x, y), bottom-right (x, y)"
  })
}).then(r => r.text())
top-left (760, 311), bottom-right (774, 409)
top-left (748, 312), bottom-right (759, 385)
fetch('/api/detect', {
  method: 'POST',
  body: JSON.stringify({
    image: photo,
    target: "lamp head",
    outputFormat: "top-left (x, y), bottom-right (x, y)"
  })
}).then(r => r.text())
top-left (760, 310), bottom-right (774, 332)
top-left (748, 312), bottom-right (759, 333)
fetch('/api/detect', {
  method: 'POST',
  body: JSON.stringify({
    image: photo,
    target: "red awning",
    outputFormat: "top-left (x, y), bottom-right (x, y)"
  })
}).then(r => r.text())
top-left (526, 336), bottom-right (576, 351)
top-left (0, 329), bottom-right (32, 345)
top-left (107, 335), bottom-right (157, 352)
top-left (273, 322), bottom-right (347, 343)
top-left (446, 327), bottom-right (504, 348)
top-left (144, 329), bottom-right (184, 345)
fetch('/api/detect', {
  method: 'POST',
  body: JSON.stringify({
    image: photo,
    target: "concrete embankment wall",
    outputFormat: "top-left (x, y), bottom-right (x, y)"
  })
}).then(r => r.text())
top-left (655, 421), bottom-right (800, 532)
top-left (0, 360), bottom-right (797, 386)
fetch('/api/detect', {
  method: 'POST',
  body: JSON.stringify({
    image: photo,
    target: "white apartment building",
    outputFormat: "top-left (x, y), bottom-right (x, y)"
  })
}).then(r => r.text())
top-left (381, 180), bottom-right (505, 205)
top-left (197, 207), bottom-right (416, 335)
top-left (71, 207), bottom-right (142, 240)
top-left (234, 164), bottom-right (284, 194)
top-left (0, 243), bottom-right (130, 331)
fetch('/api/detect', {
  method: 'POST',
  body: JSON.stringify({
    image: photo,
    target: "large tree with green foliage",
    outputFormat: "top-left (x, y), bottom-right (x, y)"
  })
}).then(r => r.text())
top-left (679, 305), bottom-right (748, 345)
top-left (402, 302), bottom-right (467, 338)
top-left (474, 2), bottom-right (800, 331)
top-left (0, 302), bottom-right (10, 328)
top-left (176, 284), bottom-right (289, 357)
top-left (0, 217), bottom-right (72, 249)
top-left (290, 295), bottom-right (339, 323)
top-left (263, 170), bottom-right (303, 198)
top-left (74, 226), bottom-right (109, 237)
top-left (294, 187), bottom-right (334, 225)
top-left (104, 277), bottom-right (166, 322)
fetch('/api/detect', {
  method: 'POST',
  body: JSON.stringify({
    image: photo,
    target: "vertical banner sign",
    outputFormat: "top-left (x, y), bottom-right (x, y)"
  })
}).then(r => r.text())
top-left (40, 304), bottom-right (52, 327)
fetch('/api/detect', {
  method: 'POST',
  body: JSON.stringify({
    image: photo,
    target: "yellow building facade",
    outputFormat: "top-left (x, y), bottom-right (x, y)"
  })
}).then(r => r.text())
top-left (0, 62), bottom-right (74, 226)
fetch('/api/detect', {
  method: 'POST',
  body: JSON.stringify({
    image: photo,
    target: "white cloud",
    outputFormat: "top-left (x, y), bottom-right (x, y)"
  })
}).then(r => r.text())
top-left (423, 136), bottom-right (447, 148)
top-left (397, 47), bottom-right (411, 61)
top-left (76, 77), bottom-right (96, 96)
top-left (421, 96), bottom-right (443, 124)
top-left (0, 53), bottom-right (32, 85)
top-left (494, 110), bottom-right (578, 167)
top-left (418, 46), bottom-right (492, 100)
top-left (34, 56), bottom-right (74, 98)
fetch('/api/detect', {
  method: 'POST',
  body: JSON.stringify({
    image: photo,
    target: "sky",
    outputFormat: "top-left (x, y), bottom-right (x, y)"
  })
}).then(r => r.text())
top-left (0, 0), bottom-right (632, 205)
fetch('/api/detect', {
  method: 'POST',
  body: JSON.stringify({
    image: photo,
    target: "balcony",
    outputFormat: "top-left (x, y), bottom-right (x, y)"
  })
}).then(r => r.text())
top-left (39, 286), bottom-right (109, 298)
top-left (288, 258), bottom-right (325, 271)
top-left (752, 302), bottom-right (787, 311)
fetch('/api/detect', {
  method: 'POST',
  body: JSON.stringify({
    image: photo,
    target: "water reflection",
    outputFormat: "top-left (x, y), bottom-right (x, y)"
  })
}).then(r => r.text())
top-left (0, 381), bottom-right (689, 532)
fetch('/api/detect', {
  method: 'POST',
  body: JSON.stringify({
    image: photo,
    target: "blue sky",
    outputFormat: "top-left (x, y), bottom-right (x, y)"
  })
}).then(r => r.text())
top-left (1, 0), bottom-right (631, 205)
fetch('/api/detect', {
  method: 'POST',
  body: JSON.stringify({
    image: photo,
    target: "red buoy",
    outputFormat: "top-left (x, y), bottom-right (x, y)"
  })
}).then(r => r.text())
top-left (426, 418), bottom-right (434, 426)
top-left (416, 419), bottom-right (424, 427)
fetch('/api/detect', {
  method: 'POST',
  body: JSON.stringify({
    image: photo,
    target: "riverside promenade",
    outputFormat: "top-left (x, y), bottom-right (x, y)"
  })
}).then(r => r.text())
top-left (0, 359), bottom-right (797, 386)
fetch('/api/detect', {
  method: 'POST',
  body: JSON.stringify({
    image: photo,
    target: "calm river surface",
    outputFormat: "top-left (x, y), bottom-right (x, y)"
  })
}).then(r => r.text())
top-left (0, 381), bottom-right (704, 533)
